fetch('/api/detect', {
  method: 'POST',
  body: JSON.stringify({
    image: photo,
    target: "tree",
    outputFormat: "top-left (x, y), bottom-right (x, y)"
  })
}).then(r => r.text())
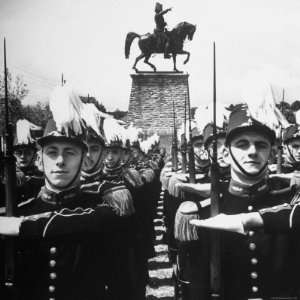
top-left (0, 70), bottom-right (28, 101)
top-left (22, 102), bottom-right (52, 128)
top-left (80, 96), bottom-right (106, 113)
top-left (290, 100), bottom-right (300, 112)
top-left (0, 71), bottom-right (29, 133)
top-left (109, 109), bottom-right (127, 120)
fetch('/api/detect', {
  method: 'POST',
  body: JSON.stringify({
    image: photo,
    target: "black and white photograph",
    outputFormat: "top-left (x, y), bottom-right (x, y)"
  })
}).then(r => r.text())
top-left (1, 1), bottom-right (300, 299)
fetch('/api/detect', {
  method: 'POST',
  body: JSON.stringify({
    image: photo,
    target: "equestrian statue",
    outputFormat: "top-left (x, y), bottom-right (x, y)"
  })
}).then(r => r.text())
top-left (125, 2), bottom-right (196, 72)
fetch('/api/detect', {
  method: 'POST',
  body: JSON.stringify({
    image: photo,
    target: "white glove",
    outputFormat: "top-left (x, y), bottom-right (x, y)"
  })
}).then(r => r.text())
top-left (0, 217), bottom-right (23, 236)
top-left (189, 213), bottom-right (247, 235)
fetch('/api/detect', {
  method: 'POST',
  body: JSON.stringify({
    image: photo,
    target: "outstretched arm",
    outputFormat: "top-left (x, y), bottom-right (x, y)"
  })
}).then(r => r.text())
top-left (159, 7), bottom-right (172, 16)
top-left (0, 204), bottom-right (131, 238)
top-left (189, 202), bottom-right (300, 234)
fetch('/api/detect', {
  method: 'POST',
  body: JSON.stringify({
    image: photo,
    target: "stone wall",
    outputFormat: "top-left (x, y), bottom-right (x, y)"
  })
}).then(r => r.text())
top-left (127, 72), bottom-right (189, 137)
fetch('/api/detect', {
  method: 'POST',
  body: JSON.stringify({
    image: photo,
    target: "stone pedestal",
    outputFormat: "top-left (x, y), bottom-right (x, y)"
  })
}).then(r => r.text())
top-left (127, 72), bottom-right (189, 147)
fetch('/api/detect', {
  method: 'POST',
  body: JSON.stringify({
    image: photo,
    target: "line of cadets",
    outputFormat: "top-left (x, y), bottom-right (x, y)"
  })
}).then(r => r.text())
top-left (160, 101), bottom-right (300, 300)
top-left (0, 85), bottom-right (165, 300)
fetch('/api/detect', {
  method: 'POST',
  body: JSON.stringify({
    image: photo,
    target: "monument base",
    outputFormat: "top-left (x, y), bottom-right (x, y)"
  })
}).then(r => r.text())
top-left (127, 72), bottom-right (190, 151)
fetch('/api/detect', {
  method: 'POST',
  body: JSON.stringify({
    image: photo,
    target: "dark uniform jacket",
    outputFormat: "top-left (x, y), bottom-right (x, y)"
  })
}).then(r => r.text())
top-left (0, 186), bottom-right (133, 300)
top-left (177, 177), bottom-right (299, 300)
top-left (260, 189), bottom-right (300, 234)
top-left (219, 179), bottom-right (299, 300)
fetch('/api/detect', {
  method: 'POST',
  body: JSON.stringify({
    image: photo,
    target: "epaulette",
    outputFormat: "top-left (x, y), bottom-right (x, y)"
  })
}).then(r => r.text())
top-left (80, 181), bottom-right (104, 194)
top-left (141, 168), bottom-right (155, 184)
top-left (123, 168), bottom-right (144, 189)
top-left (269, 186), bottom-right (293, 196)
top-left (101, 183), bottom-right (135, 216)
top-left (18, 197), bottom-right (36, 208)
top-left (268, 176), bottom-right (292, 192)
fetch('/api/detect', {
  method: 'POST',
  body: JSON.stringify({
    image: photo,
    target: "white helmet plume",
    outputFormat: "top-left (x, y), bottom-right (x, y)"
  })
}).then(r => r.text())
top-left (126, 123), bottom-right (143, 144)
top-left (103, 118), bottom-right (125, 144)
top-left (16, 119), bottom-right (42, 144)
top-left (81, 103), bottom-right (104, 138)
top-left (49, 85), bottom-right (85, 136)
top-left (194, 103), bottom-right (228, 134)
top-left (243, 82), bottom-right (290, 131)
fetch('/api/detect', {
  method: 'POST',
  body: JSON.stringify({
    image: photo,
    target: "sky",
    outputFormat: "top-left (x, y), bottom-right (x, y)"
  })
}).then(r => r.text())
top-left (1, 0), bottom-right (300, 110)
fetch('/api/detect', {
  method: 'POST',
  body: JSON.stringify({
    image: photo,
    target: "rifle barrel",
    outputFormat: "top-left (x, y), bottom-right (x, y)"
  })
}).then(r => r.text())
top-left (186, 76), bottom-right (195, 183)
top-left (210, 42), bottom-right (222, 299)
top-left (181, 95), bottom-right (187, 173)
top-left (172, 99), bottom-right (178, 171)
top-left (3, 38), bottom-right (18, 297)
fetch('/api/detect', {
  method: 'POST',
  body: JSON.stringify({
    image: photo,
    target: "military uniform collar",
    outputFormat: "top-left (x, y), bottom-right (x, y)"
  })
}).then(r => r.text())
top-left (39, 185), bottom-right (81, 206)
top-left (81, 168), bottom-right (103, 182)
top-left (229, 178), bottom-right (269, 197)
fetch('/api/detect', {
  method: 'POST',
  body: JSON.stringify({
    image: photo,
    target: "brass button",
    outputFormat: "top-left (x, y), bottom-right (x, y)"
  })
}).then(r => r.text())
top-left (250, 272), bottom-right (258, 279)
top-left (49, 285), bottom-right (55, 293)
top-left (49, 260), bottom-right (56, 267)
top-left (50, 247), bottom-right (57, 255)
top-left (248, 205), bottom-right (253, 212)
top-left (249, 243), bottom-right (256, 251)
top-left (251, 258), bottom-right (258, 265)
top-left (50, 272), bottom-right (57, 280)
top-left (252, 286), bottom-right (258, 293)
top-left (248, 231), bottom-right (254, 237)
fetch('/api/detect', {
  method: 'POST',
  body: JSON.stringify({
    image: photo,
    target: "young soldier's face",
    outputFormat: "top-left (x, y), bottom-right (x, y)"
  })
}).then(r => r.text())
top-left (105, 147), bottom-right (123, 168)
top-left (42, 141), bottom-right (83, 188)
top-left (286, 138), bottom-right (300, 162)
top-left (122, 149), bottom-right (131, 163)
top-left (131, 147), bottom-right (140, 159)
top-left (207, 137), bottom-right (229, 168)
top-left (228, 131), bottom-right (271, 176)
top-left (82, 141), bottom-right (105, 172)
top-left (193, 139), bottom-right (205, 157)
top-left (14, 147), bottom-right (35, 168)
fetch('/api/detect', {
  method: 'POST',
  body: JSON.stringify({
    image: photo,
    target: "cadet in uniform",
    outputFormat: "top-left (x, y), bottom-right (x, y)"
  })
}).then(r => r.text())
top-left (0, 119), bottom-right (44, 207)
top-left (186, 104), bottom-right (299, 300)
top-left (173, 122), bottom-right (228, 300)
top-left (80, 103), bottom-right (106, 187)
top-left (0, 86), bottom-right (134, 300)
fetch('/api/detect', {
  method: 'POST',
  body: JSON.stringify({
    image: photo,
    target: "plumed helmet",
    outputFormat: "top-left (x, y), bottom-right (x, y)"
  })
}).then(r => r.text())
top-left (81, 103), bottom-right (106, 145)
top-left (13, 119), bottom-right (43, 150)
top-left (226, 104), bottom-right (275, 146)
top-left (131, 140), bottom-right (140, 150)
top-left (103, 118), bottom-right (125, 148)
top-left (202, 123), bottom-right (226, 149)
top-left (191, 127), bottom-right (202, 143)
top-left (282, 125), bottom-right (300, 144)
top-left (124, 123), bottom-right (143, 149)
top-left (37, 85), bottom-right (87, 150)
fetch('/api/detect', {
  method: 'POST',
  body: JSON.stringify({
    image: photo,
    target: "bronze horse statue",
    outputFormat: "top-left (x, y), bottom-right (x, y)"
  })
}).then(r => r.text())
top-left (125, 22), bottom-right (196, 72)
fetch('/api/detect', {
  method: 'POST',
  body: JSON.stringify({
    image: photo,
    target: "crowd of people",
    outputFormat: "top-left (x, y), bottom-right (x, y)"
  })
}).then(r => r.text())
top-left (2, 81), bottom-right (300, 300)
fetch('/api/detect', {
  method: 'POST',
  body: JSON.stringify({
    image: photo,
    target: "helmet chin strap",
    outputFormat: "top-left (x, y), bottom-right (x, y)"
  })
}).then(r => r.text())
top-left (286, 145), bottom-right (300, 170)
top-left (42, 149), bottom-right (84, 191)
top-left (229, 146), bottom-right (269, 178)
top-left (286, 144), bottom-right (297, 164)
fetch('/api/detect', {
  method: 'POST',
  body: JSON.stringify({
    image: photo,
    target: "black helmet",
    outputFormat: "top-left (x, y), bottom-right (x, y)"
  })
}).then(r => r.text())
top-left (282, 124), bottom-right (300, 144)
top-left (226, 105), bottom-right (275, 146)
top-left (203, 123), bottom-right (226, 149)
top-left (37, 119), bottom-right (87, 150)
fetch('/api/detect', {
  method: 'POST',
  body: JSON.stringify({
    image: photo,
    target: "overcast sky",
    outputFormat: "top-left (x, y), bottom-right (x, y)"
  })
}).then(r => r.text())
top-left (1, 0), bottom-right (300, 110)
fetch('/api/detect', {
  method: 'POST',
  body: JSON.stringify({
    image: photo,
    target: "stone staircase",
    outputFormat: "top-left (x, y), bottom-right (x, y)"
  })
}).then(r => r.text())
top-left (146, 188), bottom-right (175, 300)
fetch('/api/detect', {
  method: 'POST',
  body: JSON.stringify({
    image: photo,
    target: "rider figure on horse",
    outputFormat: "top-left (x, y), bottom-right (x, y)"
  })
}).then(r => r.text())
top-left (154, 2), bottom-right (172, 59)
